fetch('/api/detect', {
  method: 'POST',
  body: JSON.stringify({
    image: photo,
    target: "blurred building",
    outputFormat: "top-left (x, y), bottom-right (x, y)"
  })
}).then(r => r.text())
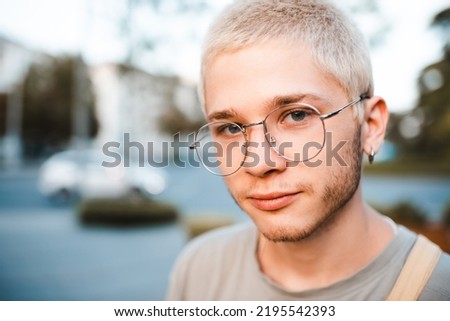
top-left (0, 36), bottom-right (201, 169)
top-left (90, 63), bottom-right (200, 162)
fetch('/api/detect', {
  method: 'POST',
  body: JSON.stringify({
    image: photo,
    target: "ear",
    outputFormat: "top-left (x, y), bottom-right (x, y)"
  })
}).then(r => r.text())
top-left (361, 96), bottom-right (389, 156)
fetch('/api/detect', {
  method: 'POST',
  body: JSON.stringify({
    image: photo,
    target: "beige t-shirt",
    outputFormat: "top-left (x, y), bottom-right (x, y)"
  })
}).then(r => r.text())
top-left (166, 222), bottom-right (450, 300)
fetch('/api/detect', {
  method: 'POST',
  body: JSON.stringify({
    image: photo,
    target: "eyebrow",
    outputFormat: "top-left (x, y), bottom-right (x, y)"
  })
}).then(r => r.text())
top-left (207, 109), bottom-right (238, 122)
top-left (207, 93), bottom-right (332, 122)
top-left (271, 93), bottom-right (332, 109)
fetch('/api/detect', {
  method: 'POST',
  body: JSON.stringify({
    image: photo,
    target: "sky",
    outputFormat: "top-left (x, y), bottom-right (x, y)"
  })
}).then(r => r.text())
top-left (0, 0), bottom-right (448, 113)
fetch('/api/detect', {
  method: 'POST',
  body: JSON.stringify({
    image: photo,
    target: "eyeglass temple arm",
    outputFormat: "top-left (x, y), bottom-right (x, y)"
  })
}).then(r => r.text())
top-left (320, 93), bottom-right (370, 120)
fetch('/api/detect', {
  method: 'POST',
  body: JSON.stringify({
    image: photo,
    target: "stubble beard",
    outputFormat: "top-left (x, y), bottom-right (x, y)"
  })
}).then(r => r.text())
top-left (251, 128), bottom-right (363, 243)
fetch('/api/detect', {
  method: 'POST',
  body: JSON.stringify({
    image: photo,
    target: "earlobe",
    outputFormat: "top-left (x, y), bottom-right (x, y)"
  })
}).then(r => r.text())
top-left (362, 96), bottom-right (389, 157)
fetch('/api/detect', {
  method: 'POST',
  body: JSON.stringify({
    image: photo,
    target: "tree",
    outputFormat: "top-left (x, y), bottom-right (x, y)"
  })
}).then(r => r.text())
top-left (120, 0), bottom-right (211, 66)
top-left (386, 7), bottom-right (450, 159)
top-left (0, 93), bottom-right (6, 137)
top-left (22, 56), bottom-right (98, 159)
top-left (414, 56), bottom-right (450, 157)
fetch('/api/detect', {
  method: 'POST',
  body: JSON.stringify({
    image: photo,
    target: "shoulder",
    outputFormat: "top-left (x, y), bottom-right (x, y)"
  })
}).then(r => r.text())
top-left (396, 226), bottom-right (450, 300)
top-left (420, 250), bottom-right (450, 300)
top-left (166, 222), bottom-right (256, 300)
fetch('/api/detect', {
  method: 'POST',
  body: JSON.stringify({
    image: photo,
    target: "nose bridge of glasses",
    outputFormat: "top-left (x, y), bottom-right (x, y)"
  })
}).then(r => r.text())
top-left (241, 120), bottom-right (264, 132)
top-left (240, 120), bottom-right (279, 154)
top-left (241, 120), bottom-right (274, 145)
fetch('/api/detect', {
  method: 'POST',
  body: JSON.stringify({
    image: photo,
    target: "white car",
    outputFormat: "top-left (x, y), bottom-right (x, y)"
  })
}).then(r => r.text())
top-left (38, 149), bottom-right (167, 201)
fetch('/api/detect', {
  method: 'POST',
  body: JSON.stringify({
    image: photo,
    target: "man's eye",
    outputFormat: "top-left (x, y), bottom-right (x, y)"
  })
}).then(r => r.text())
top-left (216, 123), bottom-right (242, 135)
top-left (282, 108), bottom-right (313, 125)
top-left (289, 110), bottom-right (308, 121)
top-left (226, 124), bottom-right (241, 134)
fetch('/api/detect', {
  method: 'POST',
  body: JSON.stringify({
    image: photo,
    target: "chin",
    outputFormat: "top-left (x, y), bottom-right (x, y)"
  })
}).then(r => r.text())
top-left (261, 227), bottom-right (314, 243)
top-left (250, 209), bottom-right (321, 243)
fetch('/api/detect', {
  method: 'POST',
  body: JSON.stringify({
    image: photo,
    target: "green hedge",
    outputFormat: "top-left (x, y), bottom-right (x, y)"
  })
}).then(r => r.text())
top-left (371, 201), bottom-right (427, 225)
top-left (443, 203), bottom-right (450, 227)
top-left (78, 197), bottom-right (178, 225)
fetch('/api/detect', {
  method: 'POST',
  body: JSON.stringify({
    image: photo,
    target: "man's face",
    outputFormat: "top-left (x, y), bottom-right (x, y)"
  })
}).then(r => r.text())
top-left (203, 41), bottom-right (363, 242)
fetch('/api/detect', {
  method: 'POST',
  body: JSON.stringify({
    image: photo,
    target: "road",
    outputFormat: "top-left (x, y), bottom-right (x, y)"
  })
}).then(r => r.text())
top-left (0, 169), bottom-right (187, 300)
top-left (0, 165), bottom-right (245, 300)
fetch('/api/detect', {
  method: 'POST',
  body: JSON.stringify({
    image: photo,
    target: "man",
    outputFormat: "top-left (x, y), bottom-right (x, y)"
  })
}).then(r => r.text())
top-left (167, 0), bottom-right (450, 300)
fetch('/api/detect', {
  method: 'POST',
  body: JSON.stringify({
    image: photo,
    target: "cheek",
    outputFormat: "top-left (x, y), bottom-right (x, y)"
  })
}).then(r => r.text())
top-left (223, 175), bottom-right (244, 198)
top-left (299, 129), bottom-right (359, 183)
top-left (321, 120), bottom-right (359, 161)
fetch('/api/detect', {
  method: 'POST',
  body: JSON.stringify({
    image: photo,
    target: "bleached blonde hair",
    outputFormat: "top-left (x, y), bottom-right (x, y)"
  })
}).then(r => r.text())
top-left (199, 0), bottom-right (373, 115)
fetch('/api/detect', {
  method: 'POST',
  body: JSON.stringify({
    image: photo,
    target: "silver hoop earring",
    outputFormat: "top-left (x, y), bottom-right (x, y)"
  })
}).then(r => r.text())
top-left (368, 147), bottom-right (375, 164)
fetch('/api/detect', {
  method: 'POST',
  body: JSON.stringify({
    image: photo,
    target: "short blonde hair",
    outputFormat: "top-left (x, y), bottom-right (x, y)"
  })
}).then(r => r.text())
top-left (199, 0), bottom-right (373, 111)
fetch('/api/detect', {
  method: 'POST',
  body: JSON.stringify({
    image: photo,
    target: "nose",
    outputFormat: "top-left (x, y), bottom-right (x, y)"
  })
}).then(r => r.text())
top-left (242, 123), bottom-right (287, 177)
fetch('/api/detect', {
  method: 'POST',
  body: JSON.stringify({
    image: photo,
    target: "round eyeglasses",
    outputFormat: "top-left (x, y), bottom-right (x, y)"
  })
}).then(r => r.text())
top-left (190, 93), bottom-right (369, 176)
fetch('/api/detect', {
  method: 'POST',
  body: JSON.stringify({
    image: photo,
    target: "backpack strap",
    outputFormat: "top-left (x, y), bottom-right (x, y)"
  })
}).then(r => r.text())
top-left (386, 234), bottom-right (442, 301)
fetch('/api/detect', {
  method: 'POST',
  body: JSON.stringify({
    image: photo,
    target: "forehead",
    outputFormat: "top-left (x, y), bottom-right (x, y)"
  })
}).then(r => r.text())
top-left (203, 41), bottom-right (344, 117)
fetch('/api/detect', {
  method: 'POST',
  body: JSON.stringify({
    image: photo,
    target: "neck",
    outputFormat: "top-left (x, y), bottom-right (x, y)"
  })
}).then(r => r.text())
top-left (257, 187), bottom-right (395, 292)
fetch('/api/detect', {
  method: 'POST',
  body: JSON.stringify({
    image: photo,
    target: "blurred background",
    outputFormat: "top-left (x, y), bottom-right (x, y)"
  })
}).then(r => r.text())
top-left (0, 0), bottom-right (449, 300)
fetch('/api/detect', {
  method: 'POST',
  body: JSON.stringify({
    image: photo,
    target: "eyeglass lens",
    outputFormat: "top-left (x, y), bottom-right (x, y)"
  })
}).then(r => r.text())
top-left (194, 104), bottom-right (325, 176)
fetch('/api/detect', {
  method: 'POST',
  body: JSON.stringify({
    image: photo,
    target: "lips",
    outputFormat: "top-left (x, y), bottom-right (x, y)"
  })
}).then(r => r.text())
top-left (247, 191), bottom-right (300, 211)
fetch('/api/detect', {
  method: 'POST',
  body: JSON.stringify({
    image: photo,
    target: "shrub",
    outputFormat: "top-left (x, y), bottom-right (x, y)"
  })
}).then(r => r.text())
top-left (443, 203), bottom-right (450, 228)
top-left (78, 197), bottom-right (178, 226)
top-left (373, 201), bottom-right (427, 225)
